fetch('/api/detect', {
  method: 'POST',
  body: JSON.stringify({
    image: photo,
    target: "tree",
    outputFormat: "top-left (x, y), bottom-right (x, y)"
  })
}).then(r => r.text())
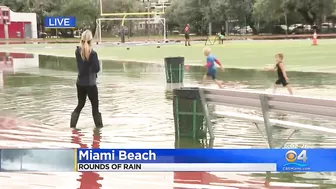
top-left (165, 0), bottom-right (210, 35)
top-left (164, 0), bottom-right (180, 31)
top-left (60, 0), bottom-right (99, 35)
top-left (253, 0), bottom-right (283, 23)
top-left (101, 0), bottom-right (145, 14)
top-left (285, 0), bottom-right (336, 26)
top-left (0, 0), bottom-right (27, 12)
top-left (223, 0), bottom-right (258, 34)
top-left (252, 0), bottom-right (288, 33)
top-left (209, 0), bottom-right (230, 23)
top-left (1, 0), bottom-right (64, 32)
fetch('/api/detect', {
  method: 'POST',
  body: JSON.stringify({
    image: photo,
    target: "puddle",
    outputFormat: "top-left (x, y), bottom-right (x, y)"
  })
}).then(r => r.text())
top-left (0, 53), bottom-right (335, 188)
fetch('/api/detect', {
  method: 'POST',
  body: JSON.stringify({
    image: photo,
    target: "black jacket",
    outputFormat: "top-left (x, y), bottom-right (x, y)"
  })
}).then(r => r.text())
top-left (75, 47), bottom-right (100, 86)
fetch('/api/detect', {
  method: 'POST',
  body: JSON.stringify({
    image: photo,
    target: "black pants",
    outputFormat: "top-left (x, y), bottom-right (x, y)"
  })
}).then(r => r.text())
top-left (74, 84), bottom-right (99, 115)
top-left (275, 78), bottom-right (289, 87)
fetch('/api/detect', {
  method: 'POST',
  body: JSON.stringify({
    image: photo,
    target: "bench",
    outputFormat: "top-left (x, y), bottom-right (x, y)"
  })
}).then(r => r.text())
top-left (198, 87), bottom-right (336, 148)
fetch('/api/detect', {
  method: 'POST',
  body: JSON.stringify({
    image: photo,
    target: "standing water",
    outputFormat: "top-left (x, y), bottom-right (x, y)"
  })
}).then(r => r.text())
top-left (0, 53), bottom-right (335, 188)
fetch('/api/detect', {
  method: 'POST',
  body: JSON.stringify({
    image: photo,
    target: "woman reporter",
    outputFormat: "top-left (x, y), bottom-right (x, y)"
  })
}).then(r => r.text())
top-left (70, 30), bottom-right (103, 128)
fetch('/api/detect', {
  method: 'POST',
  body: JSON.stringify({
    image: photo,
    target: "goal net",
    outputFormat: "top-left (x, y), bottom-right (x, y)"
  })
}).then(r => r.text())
top-left (94, 17), bottom-right (166, 43)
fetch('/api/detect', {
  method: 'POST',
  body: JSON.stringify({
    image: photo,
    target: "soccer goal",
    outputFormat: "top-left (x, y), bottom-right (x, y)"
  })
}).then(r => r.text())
top-left (94, 17), bottom-right (166, 43)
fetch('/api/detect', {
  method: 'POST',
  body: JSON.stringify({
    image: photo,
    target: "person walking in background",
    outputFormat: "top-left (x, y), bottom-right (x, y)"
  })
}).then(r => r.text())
top-left (70, 30), bottom-right (103, 128)
top-left (219, 26), bottom-right (226, 44)
top-left (184, 24), bottom-right (191, 46)
top-left (220, 26), bottom-right (225, 36)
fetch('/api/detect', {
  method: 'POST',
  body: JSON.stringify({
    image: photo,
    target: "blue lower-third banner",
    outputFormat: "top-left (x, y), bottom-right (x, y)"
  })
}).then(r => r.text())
top-left (76, 148), bottom-right (336, 172)
top-left (1, 149), bottom-right (335, 172)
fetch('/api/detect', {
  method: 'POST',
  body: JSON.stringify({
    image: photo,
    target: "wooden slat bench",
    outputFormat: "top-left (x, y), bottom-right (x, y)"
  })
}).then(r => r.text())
top-left (198, 87), bottom-right (336, 148)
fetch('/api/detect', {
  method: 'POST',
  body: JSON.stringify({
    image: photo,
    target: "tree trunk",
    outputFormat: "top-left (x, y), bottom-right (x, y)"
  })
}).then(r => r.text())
top-left (284, 13), bottom-right (288, 35)
top-left (246, 15), bottom-right (258, 35)
top-left (91, 17), bottom-right (97, 37)
top-left (250, 25), bottom-right (258, 35)
top-left (297, 9), bottom-right (315, 25)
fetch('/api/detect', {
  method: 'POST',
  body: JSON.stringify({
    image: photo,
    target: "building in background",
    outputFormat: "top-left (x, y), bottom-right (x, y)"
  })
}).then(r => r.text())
top-left (0, 52), bottom-right (37, 88)
top-left (152, 0), bottom-right (171, 18)
top-left (137, 0), bottom-right (170, 33)
top-left (0, 6), bottom-right (37, 39)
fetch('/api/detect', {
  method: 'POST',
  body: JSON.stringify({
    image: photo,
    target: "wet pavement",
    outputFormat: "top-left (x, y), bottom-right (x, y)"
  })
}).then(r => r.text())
top-left (0, 53), bottom-right (336, 188)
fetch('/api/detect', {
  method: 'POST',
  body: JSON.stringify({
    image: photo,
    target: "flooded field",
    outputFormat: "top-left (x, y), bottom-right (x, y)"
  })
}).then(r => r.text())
top-left (0, 53), bottom-right (335, 188)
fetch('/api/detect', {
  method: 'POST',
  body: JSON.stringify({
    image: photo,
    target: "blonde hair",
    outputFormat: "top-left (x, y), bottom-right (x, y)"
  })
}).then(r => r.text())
top-left (275, 53), bottom-right (284, 60)
top-left (80, 30), bottom-right (93, 61)
top-left (203, 47), bottom-right (211, 55)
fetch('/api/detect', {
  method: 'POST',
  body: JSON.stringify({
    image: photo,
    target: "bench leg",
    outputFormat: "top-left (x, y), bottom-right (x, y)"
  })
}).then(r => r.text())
top-left (280, 129), bottom-right (298, 148)
top-left (207, 138), bottom-right (215, 148)
top-left (259, 95), bottom-right (274, 148)
top-left (199, 88), bottom-right (215, 140)
top-left (253, 122), bottom-right (270, 146)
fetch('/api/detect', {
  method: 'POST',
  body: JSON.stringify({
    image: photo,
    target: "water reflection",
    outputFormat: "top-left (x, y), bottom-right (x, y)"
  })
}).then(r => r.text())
top-left (0, 52), bottom-right (36, 89)
top-left (0, 53), bottom-right (335, 188)
top-left (72, 128), bottom-right (103, 189)
top-left (173, 138), bottom-right (238, 188)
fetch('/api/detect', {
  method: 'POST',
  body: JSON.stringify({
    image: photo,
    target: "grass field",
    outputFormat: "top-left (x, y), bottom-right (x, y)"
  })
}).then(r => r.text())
top-left (1, 39), bottom-right (336, 73)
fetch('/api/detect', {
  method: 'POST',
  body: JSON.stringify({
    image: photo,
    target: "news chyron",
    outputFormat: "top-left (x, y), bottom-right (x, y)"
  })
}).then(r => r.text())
top-left (76, 149), bottom-right (156, 172)
top-left (78, 163), bottom-right (141, 171)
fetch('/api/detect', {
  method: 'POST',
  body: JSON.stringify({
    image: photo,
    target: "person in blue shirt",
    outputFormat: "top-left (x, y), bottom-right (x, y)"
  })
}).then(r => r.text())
top-left (70, 30), bottom-right (103, 128)
top-left (201, 47), bottom-right (225, 88)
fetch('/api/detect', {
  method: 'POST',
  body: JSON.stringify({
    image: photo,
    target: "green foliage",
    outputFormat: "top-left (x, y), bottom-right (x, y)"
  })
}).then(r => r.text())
top-left (253, 0), bottom-right (283, 22)
top-left (165, 0), bottom-right (336, 34)
top-left (60, 0), bottom-right (98, 29)
top-left (165, 0), bottom-right (205, 33)
top-left (1, 0), bottom-right (146, 33)
top-left (2, 0), bottom-right (336, 34)
top-left (101, 0), bottom-right (145, 14)
top-left (285, 0), bottom-right (335, 24)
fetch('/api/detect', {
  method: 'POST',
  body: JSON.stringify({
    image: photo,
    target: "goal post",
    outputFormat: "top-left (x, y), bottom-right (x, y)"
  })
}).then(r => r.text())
top-left (94, 17), bottom-right (167, 43)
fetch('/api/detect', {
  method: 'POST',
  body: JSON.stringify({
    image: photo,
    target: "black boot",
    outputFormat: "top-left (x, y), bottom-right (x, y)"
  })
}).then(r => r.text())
top-left (70, 112), bottom-right (80, 128)
top-left (93, 113), bottom-right (103, 128)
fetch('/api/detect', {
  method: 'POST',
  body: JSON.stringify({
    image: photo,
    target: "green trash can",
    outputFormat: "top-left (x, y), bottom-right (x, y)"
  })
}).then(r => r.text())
top-left (165, 57), bottom-right (184, 83)
top-left (175, 138), bottom-right (205, 148)
top-left (173, 87), bottom-right (206, 140)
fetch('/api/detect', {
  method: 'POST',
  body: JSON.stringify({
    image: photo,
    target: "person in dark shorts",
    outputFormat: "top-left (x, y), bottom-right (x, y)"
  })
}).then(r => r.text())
top-left (264, 53), bottom-right (293, 95)
top-left (70, 30), bottom-right (103, 128)
top-left (184, 24), bottom-right (191, 46)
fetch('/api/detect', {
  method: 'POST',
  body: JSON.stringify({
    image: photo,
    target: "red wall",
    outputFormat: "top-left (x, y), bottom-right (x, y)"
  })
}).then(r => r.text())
top-left (0, 21), bottom-right (31, 39)
top-left (0, 24), bottom-right (4, 38)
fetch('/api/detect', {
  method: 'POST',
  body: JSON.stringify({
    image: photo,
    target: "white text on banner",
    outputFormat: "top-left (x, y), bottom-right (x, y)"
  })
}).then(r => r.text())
top-left (77, 163), bottom-right (276, 172)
